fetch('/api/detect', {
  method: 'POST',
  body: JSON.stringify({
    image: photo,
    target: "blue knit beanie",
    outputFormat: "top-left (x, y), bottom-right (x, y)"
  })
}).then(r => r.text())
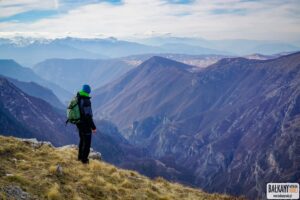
top-left (82, 84), bottom-right (91, 94)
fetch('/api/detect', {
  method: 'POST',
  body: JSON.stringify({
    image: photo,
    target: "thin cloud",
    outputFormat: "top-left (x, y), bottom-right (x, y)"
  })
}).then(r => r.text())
top-left (0, 0), bottom-right (299, 41)
top-left (164, 0), bottom-right (195, 4)
top-left (0, 0), bottom-right (57, 18)
top-left (0, 0), bottom-right (122, 19)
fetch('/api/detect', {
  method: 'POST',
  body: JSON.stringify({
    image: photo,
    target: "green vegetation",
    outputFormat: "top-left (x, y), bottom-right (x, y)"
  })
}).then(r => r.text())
top-left (0, 136), bottom-right (244, 200)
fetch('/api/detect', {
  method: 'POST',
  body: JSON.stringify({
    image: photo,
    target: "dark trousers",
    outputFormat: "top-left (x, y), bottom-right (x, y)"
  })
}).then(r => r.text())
top-left (78, 131), bottom-right (91, 163)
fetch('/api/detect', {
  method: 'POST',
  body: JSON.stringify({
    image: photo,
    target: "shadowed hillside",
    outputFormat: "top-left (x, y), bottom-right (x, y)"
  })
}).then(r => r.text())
top-left (0, 77), bottom-right (76, 146)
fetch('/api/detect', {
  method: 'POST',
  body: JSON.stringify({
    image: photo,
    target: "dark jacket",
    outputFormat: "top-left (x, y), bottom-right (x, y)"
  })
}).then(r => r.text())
top-left (76, 92), bottom-right (96, 133)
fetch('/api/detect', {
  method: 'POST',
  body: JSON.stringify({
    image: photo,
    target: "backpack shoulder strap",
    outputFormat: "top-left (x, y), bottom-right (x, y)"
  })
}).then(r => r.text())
top-left (78, 96), bottom-right (85, 116)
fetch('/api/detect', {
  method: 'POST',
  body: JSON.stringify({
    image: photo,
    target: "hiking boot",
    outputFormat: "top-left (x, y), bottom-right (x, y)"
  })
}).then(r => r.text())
top-left (82, 159), bottom-right (89, 164)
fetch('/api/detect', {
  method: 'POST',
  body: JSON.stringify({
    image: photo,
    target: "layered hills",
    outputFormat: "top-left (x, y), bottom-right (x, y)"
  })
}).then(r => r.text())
top-left (0, 59), bottom-right (71, 103)
top-left (0, 37), bottom-right (228, 67)
top-left (32, 54), bottom-right (226, 94)
top-left (34, 58), bottom-right (135, 93)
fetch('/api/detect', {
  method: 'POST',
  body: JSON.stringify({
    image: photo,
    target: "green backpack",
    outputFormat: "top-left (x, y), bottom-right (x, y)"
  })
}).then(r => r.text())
top-left (66, 96), bottom-right (81, 124)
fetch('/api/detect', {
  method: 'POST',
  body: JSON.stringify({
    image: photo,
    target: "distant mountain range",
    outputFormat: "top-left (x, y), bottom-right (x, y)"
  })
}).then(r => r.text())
top-left (0, 36), bottom-right (229, 67)
top-left (33, 54), bottom-right (228, 93)
top-left (92, 52), bottom-right (300, 199)
top-left (0, 59), bottom-right (72, 103)
top-left (0, 39), bottom-right (106, 68)
top-left (1, 36), bottom-right (298, 67)
top-left (137, 36), bottom-right (300, 55)
top-left (54, 37), bottom-right (161, 58)
top-left (122, 54), bottom-right (228, 68)
top-left (33, 58), bottom-right (136, 93)
top-left (32, 53), bottom-right (290, 96)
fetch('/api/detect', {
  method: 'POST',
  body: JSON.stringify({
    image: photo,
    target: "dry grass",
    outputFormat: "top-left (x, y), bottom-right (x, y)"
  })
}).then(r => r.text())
top-left (47, 183), bottom-right (61, 200)
top-left (0, 135), bottom-right (245, 200)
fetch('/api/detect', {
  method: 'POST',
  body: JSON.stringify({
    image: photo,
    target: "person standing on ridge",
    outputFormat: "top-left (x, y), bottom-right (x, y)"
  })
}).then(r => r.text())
top-left (76, 84), bottom-right (97, 164)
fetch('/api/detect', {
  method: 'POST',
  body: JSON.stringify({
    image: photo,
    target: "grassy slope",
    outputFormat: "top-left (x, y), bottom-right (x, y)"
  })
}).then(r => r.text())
top-left (0, 136), bottom-right (243, 200)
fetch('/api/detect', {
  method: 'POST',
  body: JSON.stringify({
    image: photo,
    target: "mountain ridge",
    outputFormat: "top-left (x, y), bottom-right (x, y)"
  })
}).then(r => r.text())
top-left (1, 75), bottom-right (65, 109)
top-left (91, 52), bottom-right (300, 199)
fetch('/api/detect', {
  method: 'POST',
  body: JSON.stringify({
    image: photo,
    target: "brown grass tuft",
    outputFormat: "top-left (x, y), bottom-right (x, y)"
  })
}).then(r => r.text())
top-left (120, 179), bottom-right (135, 189)
top-left (47, 183), bottom-right (61, 200)
top-left (49, 165), bottom-right (57, 175)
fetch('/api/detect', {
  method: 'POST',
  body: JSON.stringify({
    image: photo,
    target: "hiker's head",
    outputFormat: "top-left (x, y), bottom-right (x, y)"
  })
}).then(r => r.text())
top-left (82, 84), bottom-right (91, 94)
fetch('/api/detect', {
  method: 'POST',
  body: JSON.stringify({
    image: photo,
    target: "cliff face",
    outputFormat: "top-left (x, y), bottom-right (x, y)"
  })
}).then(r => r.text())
top-left (148, 54), bottom-right (300, 198)
top-left (0, 136), bottom-right (242, 200)
top-left (92, 53), bottom-right (300, 198)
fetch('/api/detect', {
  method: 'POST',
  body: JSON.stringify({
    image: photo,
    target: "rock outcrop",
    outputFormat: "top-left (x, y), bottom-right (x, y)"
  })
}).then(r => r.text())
top-left (17, 137), bottom-right (103, 161)
top-left (1, 185), bottom-right (36, 200)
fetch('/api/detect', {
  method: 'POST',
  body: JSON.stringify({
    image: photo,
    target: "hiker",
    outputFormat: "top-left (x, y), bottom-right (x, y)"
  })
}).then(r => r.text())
top-left (76, 84), bottom-right (97, 164)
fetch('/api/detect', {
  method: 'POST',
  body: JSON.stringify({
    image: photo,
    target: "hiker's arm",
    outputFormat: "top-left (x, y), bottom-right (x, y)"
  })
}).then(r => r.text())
top-left (82, 102), bottom-right (96, 131)
top-left (88, 115), bottom-right (96, 131)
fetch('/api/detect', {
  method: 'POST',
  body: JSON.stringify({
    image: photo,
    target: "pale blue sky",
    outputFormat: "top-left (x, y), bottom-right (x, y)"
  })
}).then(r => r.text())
top-left (0, 0), bottom-right (299, 41)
